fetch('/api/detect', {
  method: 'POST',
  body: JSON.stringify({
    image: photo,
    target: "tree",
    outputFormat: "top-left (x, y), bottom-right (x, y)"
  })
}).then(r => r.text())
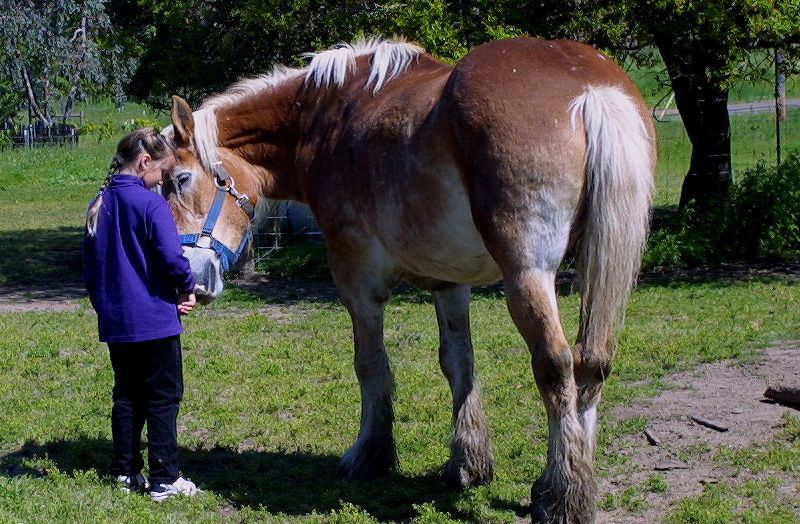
top-left (120, 0), bottom-right (476, 108)
top-left (562, 0), bottom-right (800, 208)
top-left (0, 0), bottom-right (130, 123)
top-left (117, 0), bottom-right (800, 210)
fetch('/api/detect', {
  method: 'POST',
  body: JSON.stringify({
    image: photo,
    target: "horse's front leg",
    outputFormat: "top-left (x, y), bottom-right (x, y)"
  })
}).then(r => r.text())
top-left (433, 284), bottom-right (494, 488)
top-left (329, 249), bottom-right (397, 480)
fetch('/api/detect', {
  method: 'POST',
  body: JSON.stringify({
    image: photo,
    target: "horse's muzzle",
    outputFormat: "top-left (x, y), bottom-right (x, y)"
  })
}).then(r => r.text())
top-left (183, 246), bottom-right (225, 303)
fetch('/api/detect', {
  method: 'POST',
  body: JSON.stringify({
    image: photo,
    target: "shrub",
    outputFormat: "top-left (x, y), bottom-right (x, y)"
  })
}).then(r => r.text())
top-left (644, 151), bottom-right (800, 268)
top-left (79, 120), bottom-right (115, 143)
top-left (120, 117), bottom-right (161, 132)
top-left (732, 155), bottom-right (800, 258)
top-left (256, 238), bottom-right (329, 279)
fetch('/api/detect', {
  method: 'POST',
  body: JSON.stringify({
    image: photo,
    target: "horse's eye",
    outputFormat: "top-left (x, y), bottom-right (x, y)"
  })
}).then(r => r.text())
top-left (176, 171), bottom-right (192, 189)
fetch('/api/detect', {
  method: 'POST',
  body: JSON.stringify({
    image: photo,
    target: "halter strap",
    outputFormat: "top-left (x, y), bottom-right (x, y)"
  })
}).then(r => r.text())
top-left (179, 162), bottom-right (256, 272)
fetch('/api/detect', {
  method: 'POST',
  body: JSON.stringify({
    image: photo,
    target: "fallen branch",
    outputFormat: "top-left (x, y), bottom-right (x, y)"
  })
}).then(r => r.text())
top-left (689, 415), bottom-right (729, 432)
top-left (654, 458), bottom-right (689, 471)
top-left (643, 427), bottom-right (661, 446)
top-left (764, 385), bottom-right (800, 406)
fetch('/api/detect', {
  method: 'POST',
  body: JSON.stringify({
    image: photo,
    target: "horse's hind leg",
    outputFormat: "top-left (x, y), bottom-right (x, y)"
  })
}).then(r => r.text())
top-left (469, 180), bottom-right (595, 522)
top-left (433, 284), bottom-right (494, 488)
top-left (504, 269), bottom-right (596, 524)
top-left (573, 312), bottom-right (614, 461)
top-left (328, 247), bottom-right (398, 479)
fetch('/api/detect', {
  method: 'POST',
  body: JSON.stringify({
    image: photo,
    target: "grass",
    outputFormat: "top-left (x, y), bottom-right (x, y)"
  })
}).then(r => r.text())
top-left (716, 413), bottom-right (800, 475)
top-left (665, 479), bottom-right (800, 524)
top-left (1, 93), bottom-right (800, 521)
top-left (1, 278), bottom-right (799, 522)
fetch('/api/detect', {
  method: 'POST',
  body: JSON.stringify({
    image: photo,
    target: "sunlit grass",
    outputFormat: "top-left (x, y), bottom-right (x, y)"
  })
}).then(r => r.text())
top-left (1, 278), bottom-right (799, 522)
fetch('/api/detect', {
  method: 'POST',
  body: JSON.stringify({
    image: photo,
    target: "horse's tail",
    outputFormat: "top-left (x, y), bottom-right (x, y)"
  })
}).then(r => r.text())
top-left (569, 85), bottom-right (654, 350)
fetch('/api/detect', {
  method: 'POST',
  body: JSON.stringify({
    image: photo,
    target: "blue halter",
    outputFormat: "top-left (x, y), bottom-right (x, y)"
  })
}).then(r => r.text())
top-left (178, 162), bottom-right (256, 272)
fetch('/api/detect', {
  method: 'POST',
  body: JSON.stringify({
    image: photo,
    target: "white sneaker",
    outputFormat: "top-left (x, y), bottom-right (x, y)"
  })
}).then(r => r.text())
top-left (116, 473), bottom-right (149, 493)
top-left (149, 476), bottom-right (199, 502)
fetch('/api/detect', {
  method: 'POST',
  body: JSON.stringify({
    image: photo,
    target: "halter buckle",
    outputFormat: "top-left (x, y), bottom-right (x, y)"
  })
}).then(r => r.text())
top-left (196, 234), bottom-right (213, 249)
top-left (214, 175), bottom-right (233, 190)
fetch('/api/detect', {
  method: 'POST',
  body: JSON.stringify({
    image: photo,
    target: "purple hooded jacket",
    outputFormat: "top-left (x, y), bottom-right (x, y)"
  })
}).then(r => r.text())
top-left (82, 174), bottom-right (195, 343)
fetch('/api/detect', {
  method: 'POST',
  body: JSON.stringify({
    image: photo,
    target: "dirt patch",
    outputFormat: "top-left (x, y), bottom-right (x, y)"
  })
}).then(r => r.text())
top-left (0, 284), bottom-right (85, 312)
top-left (598, 343), bottom-right (800, 523)
top-left (230, 273), bottom-right (341, 303)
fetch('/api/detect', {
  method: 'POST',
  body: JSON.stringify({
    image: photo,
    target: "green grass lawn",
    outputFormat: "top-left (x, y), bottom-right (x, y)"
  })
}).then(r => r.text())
top-left (1, 279), bottom-right (799, 523)
top-left (1, 94), bottom-right (799, 522)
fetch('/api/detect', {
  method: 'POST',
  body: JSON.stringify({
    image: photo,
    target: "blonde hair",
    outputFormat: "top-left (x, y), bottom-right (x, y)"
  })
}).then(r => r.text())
top-left (85, 127), bottom-right (175, 237)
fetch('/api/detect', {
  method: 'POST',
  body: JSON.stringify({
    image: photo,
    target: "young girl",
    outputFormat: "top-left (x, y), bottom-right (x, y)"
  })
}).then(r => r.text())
top-left (83, 127), bottom-right (199, 501)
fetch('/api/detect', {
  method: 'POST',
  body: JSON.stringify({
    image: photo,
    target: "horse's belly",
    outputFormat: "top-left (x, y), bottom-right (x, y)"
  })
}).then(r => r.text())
top-left (387, 178), bottom-right (502, 285)
top-left (400, 229), bottom-right (501, 285)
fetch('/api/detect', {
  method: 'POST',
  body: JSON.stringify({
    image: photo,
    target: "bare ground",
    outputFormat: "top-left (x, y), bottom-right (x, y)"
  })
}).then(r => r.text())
top-left (598, 342), bottom-right (800, 523)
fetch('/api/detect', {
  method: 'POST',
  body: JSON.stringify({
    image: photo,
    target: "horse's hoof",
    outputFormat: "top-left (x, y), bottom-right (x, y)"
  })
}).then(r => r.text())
top-left (443, 459), bottom-right (494, 489)
top-left (530, 478), bottom-right (596, 524)
top-left (337, 439), bottom-right (396, 480)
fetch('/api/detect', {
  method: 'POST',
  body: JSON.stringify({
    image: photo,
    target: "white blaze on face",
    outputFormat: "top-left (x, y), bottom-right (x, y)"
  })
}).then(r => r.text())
top-left (183, 246), bottom-right (224, 303)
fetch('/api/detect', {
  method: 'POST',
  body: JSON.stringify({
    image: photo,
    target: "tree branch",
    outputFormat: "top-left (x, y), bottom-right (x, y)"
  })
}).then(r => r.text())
top-left (21, 65), bottom-right (51, 125)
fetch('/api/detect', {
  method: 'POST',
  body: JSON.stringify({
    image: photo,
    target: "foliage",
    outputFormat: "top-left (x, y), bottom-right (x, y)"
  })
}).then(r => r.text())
top-left (309, 502), bottom-right (379, 523)
top-left (0, 79), bottom-right (23, 122)
top-left (79, 119), bottom-right (116, 143)
top-left (644, 150), bottom-right (800, 268)
top-left (569, 0), bottom-right (800, 81)
top-left (0, 0), bottom-right (131, 123)
top-left (0, 130), bottom-right (12, 148)
top-left (411, 502), bottom-right (461, 523)
top-left (256, 238), bottom-right (330, 280)
top-left (731, 154), bottom-right (800, 257)
top-left (119, 117), bottom-right (160, 132)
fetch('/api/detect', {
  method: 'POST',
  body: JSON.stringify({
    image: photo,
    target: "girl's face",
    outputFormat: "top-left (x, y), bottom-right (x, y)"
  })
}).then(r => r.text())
top-left (137, 152), bottom-right (176, 189)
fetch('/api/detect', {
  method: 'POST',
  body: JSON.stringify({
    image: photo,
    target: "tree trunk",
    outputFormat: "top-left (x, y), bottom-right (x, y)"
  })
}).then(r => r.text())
top-left (673, 79), bottom-right (732, 209)
top-left (657, 38), bottom-right (733, 210)
top-left (21, 66), bottom-right (51, 126)
top-left (62, 86), bottom-right (78, 124)
top-left (63, 16), bottom-right (88, 124)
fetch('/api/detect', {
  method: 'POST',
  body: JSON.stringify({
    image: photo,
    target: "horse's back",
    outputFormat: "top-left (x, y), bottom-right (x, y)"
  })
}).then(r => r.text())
top-left (448, 38), bottom-right (644, 116)
top-left (445, 37), bottom-right (647, 163)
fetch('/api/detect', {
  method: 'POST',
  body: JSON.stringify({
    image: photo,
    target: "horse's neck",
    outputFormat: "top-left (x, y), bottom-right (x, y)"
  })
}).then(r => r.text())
top-left (216, 77), bottom-right (306, 202)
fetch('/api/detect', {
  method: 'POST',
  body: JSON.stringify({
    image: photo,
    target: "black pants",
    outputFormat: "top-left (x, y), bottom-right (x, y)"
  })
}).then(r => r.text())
top-left (108, 335), bottom-right (183, 485)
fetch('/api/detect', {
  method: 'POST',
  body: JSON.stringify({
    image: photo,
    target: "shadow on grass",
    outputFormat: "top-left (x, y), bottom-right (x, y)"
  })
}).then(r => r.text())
top-left (0, 227), bottom-right (85, 298)
top-left (1, 221), bottom-right (797, 308)
top-left (0, 437), bottom-right (485, 521)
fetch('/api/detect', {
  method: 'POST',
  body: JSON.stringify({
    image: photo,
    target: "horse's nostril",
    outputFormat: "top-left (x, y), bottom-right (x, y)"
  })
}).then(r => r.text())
top-left (195, 293), bottom-right (214, 305)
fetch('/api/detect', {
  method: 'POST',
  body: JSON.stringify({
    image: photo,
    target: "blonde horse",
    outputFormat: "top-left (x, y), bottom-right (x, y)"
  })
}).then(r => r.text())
top-left (162, 37), bottom-right (654, 523)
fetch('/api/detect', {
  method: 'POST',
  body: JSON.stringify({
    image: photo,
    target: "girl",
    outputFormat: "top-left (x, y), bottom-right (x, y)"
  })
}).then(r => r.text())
top-left (83, 127), bottom-right (199, 501)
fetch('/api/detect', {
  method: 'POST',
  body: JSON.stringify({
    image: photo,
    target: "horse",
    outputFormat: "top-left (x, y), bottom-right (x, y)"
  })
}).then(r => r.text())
top-left (162, 37), bottom-right (655, 523)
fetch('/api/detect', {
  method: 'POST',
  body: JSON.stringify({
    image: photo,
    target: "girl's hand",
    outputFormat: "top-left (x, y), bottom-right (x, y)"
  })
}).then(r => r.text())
top-left (178, 293), bottom-right (197, 315)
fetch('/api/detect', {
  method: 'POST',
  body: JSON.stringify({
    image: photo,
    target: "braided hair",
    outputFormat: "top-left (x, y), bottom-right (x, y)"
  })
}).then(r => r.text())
top-left (85, 128), bottom-right (175, 237)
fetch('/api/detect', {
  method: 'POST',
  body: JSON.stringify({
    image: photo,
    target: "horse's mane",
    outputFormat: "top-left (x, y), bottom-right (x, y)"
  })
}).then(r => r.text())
top-left (185, 37), bottom-right (424, 173)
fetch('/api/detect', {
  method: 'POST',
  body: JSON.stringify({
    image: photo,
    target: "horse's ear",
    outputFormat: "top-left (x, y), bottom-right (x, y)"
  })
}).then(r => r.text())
top-left (170, 95), bottom-right (194, 147)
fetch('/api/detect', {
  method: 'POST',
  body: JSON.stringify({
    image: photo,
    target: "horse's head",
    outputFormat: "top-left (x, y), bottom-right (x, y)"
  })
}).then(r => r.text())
top-left (163, 96), bottom-right (258, 304)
